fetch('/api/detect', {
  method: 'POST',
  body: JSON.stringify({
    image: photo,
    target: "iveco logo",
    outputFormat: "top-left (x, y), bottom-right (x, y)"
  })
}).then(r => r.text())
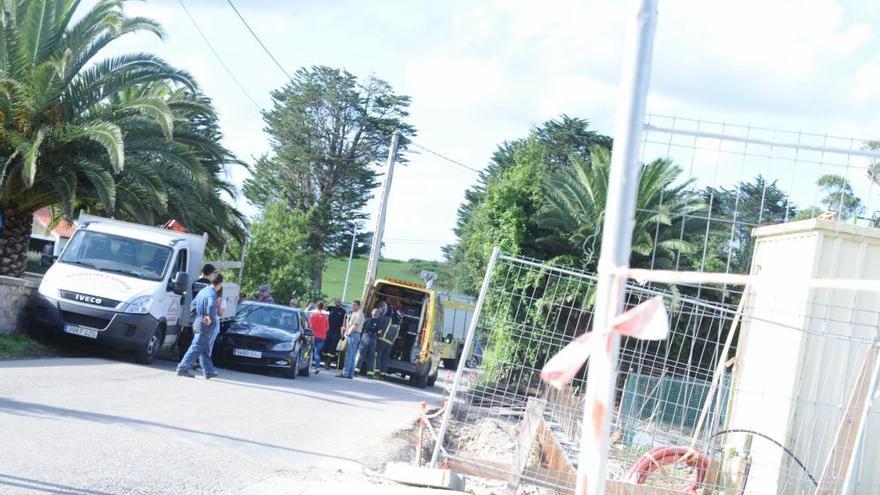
top-left (75, 294), bottom-right (103, 305)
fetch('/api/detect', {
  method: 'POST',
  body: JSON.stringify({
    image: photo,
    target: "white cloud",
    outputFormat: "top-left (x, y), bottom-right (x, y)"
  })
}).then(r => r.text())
top-left (79, 0), bottom-right (880, 262)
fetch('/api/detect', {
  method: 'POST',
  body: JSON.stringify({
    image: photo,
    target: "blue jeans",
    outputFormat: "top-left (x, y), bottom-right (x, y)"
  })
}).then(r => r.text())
top-left (313, 338), bottom-right (325, 367)
top-left (207, 323), bottom-right (220, 357)
top-left (178, 320), bottom-right (215, 375)
top-left (342, 332), bottom-right (361, 378)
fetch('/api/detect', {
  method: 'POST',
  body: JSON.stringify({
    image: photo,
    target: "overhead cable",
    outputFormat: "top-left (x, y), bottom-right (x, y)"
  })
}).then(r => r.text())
top-left (178, 0), bottom-right (262, 110)
top-left (225, 0), bottom-right (293, 81)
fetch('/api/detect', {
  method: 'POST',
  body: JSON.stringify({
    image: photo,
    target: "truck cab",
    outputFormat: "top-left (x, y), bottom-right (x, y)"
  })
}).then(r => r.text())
top-left (32, 214), bottom-right (233, 364)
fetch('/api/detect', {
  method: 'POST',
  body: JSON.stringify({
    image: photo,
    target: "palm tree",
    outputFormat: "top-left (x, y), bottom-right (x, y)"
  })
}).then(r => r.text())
top-left (538, 146), bottom-right (704, 271)
top-left (0, 0), bottom-right (244, 276)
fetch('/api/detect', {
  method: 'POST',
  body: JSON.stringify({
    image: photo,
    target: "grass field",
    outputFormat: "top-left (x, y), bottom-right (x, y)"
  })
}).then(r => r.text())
top-left (321, 257), bottom-right (450, 301)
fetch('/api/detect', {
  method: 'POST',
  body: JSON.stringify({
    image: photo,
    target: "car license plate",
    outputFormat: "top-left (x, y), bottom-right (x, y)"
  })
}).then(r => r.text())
top-left (64, 324), bottom-right (98, 339)
top-left (233, 348), bottom-right (262, 359)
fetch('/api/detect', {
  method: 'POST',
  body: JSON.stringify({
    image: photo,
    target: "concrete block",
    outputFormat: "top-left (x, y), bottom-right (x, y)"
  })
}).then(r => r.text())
top-left (384, 462), bottom-right (466, 491)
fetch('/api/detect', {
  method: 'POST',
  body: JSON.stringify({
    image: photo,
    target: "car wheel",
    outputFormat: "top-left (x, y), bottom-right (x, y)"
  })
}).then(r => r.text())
top-left (298, 345), bottom-right (312, 377)
top-left (135, 326), bottom-right (163, 365)
top-left (284, 348), bottom-right (299, 379)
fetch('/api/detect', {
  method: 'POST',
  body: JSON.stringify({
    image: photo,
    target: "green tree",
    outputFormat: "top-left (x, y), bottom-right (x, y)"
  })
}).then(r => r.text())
top-left (242, 202), bottom-right (317, 304)
top-left (447, 139), bottom-right (548, 293)
top-left (447, 115), bottom-right (611, 259)
top-left (244, 66), bottom-right (415, 291)
top-left (538, 146), bottom-right (703, 272)
top-left (816, 174), bottom-right (863, 220)
top-left (0, 0), bottom-right (243, 276)
top-left (446, 116), bottom-right (612, 293)
top-left (689, 176), bottom-right (795, 274)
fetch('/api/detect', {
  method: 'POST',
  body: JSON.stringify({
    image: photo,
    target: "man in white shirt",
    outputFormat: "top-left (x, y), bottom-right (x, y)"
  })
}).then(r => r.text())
top-left (337, 300), bottom-right (365, 379)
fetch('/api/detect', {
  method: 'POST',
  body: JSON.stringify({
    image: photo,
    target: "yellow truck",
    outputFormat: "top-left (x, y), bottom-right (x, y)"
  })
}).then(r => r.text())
top-left (363, 278), bottom-right (442, 388)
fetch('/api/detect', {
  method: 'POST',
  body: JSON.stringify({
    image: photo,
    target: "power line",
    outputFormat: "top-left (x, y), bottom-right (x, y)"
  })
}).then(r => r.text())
top-left (177, 0), bottom-right (261, 111)
top-left (410, 142), bottom-right (482, 174)
top-left (225, 0), bottom-right (292, 81)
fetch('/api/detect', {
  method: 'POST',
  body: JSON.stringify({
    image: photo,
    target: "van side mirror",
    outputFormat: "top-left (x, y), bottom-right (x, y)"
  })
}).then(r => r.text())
top-left (170, 271), bottom-right (189, 295)
top-left (40, 244), bottom-right (56, 268)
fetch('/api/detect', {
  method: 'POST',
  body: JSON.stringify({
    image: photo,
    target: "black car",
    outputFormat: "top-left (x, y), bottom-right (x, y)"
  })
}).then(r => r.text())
top-left (219, 302), bottom-right (314, 379)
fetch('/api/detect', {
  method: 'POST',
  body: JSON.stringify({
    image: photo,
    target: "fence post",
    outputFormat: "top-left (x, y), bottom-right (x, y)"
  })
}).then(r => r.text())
top-left (430, 246), bottom-right (501, 468)
top-left (575, 1), bottom-right (659, 494)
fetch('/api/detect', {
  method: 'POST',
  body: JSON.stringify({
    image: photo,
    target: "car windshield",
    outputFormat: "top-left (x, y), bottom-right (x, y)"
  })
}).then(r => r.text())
top-left (59, 230), bottom-right (172, 281)
top-left (236, 304), bottom-right (300, 333)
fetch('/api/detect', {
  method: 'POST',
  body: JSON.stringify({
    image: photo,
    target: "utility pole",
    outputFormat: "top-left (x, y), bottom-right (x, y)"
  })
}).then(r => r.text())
top-left (362, 132), bottom-right (401, 302)
top-left (341, 228), bottom-right (357, 302)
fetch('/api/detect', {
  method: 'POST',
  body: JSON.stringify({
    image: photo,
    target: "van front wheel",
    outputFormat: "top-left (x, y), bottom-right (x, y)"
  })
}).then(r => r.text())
top-left (135, 326), bottom-right (163, 365)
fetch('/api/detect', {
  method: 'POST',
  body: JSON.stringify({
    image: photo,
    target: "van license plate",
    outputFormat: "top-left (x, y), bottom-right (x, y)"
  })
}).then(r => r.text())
top-left (64, 325), bottom-right (98, 339)
top-left (233, 348), bottom-right (261, 359)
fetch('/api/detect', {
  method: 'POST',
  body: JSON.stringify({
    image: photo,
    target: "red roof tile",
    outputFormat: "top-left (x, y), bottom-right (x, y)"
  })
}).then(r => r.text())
top-left (33, 208), bottom-right (77, 238)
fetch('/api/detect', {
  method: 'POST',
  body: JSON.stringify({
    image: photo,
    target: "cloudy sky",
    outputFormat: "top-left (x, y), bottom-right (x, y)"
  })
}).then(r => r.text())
top-left (100, 0), bottom-right (880, 260)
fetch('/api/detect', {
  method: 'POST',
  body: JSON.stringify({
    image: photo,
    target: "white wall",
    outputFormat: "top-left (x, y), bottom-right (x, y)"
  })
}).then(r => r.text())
top-left (728, 219), bottom-right (880, 494)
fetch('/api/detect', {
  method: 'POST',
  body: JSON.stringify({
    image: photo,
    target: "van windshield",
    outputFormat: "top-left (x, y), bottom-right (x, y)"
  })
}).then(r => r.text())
top-left (59, 230), bottom-right (172, 281)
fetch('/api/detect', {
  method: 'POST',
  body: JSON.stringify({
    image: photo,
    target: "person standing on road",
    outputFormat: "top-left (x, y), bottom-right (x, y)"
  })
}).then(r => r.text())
top-left (177, 273), bottom-right (223, 379)
top-left (191, 264), bottom-right (215, 297)
top-left (253, 284), bottom-right (275, 304)
top-left (355, 308), bottom-right (383, 378)
top-left (289, 297), bottom-right (301, 309)
top-left (376, 305), bottom-right (400, 377)
top-left (207, 286), bottom-right (226, 358)
top-left (309, 301), bottom-right (329, 373)
top-left (323, 298), bottom-right (347, 368)
top-left (337, 300), bottom-right (364, 379)
top-left (181, 263), bottom-right (216, 355)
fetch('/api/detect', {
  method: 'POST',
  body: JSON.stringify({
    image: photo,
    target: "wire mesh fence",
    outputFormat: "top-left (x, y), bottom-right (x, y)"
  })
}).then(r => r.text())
top-left (433, 251), bottom-right (880, 494)
top-left (428, 116), bottom-right (880, 494)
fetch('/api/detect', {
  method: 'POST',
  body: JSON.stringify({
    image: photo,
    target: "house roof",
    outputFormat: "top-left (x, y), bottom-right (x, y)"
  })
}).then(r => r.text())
top-left (33, 208), bottom-right (77, 238)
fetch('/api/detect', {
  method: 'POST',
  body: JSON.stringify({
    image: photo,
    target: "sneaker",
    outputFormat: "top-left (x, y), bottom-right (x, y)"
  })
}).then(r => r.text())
top-left (204, 371), bottom-right (219, 380)
top-left (335, 373), bottom-right (347, 378)
top-left (314, 367), bottom-right (321, 375)
top-left (177, 369), bottom-right (195, 378)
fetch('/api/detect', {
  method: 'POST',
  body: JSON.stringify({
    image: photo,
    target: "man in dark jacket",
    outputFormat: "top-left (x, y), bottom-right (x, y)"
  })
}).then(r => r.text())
top-left (376, 306), bottom-right (400, 376)
top-left (356, 308), bottom-right (385, 378)
top-left (323, 298), bottom-right (347, 368)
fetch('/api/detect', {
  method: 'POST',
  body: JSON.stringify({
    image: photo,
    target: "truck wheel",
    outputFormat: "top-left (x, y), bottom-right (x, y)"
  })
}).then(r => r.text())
top-left (442, 358), bottom-right (459, 370)
top-left (135, 326), bottom-right (163, 365)
top-left (427, 368), bottom-right (438, 387)
top-left (409, 360), bottom-right (430, 389)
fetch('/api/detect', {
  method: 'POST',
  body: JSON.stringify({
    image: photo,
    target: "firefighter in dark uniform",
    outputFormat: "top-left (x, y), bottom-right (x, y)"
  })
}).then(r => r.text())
top-left (356, 308), bottom-right (384, 378)
top-left (376, 304), bottom-right (401, 376)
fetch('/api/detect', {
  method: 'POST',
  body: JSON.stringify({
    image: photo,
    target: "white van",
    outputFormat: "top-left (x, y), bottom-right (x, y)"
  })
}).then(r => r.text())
top-left (33, 214), bottom-right (238, 364)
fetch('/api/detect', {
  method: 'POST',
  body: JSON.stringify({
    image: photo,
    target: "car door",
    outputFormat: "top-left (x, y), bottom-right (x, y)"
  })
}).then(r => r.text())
top-left (163, 248), bottom-right (188, 342)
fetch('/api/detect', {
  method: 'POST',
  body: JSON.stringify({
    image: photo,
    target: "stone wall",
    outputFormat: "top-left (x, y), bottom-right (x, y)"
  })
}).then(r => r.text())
top-left (0, 275), bottom-right (39, 335)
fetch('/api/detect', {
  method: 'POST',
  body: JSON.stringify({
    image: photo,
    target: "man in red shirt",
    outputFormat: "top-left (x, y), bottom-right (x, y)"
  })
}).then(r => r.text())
top-left (309, 301), bottom-right (329, 374)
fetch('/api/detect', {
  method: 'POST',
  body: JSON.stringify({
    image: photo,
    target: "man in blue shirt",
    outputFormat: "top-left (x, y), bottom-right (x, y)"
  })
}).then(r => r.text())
top-left (177, 273), bottom-right (223, 379)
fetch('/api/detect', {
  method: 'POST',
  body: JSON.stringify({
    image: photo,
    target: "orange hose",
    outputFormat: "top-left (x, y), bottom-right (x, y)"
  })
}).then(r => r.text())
top-left (628, 445), bottom-right (710, 494)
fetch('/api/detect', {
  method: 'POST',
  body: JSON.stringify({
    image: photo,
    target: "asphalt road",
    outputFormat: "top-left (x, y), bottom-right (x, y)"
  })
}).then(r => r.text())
top-left (0, 356), bottom-right (443, 494)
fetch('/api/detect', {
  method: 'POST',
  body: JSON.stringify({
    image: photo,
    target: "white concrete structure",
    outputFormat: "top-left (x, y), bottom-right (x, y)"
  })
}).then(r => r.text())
top-left (728, 219), bottom-right (880, 494)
